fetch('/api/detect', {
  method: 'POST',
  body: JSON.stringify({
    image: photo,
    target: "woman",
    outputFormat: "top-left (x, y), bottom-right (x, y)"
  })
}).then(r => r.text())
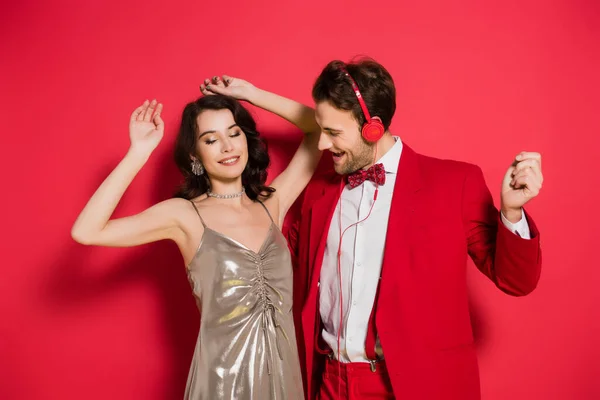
top-left (71, 75), bottom-right (321, 399)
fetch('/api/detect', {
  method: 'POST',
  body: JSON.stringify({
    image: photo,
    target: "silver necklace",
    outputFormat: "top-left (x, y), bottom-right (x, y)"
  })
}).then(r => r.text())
top-left (207, 188), bottom-right (245, 199)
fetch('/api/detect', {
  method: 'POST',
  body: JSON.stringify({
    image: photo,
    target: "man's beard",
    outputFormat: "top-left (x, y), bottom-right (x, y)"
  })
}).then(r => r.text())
top-left (335, 140), bottom-right (375, 175)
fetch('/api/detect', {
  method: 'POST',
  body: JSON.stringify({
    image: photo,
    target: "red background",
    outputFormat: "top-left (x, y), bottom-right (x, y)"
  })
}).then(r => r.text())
top-left (1, 0), bottom-right (598, 398)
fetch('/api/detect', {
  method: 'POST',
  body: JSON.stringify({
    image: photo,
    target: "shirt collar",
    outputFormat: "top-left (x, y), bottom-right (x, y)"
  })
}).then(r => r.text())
top-left (376, 136), bottom-right (402, 174)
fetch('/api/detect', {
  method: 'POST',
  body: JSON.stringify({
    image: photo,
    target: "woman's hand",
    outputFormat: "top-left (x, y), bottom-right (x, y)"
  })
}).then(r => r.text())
top-left (129, 99), bottom-right (164, 157)
top-left (200, 75), bottom-right (257, 102)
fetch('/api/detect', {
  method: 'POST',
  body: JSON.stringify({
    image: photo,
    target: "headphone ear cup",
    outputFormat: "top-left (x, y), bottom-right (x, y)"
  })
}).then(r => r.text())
top-left (362, 120), bottom-right (385, 142)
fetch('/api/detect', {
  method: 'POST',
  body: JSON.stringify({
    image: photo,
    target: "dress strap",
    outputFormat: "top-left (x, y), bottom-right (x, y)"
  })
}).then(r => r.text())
top-left (189, 200), bottom-right (207, 228)
top-left (257, 200), bottom-right (275, 225)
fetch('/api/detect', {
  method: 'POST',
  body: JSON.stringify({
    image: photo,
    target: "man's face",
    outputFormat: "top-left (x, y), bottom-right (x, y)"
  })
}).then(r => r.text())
top-left (315, 101), bottom-right (374, 175)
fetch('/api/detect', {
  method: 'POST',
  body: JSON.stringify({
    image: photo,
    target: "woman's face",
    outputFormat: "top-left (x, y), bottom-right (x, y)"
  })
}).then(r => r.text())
top-left (193, 108), bottom-right (249, 182)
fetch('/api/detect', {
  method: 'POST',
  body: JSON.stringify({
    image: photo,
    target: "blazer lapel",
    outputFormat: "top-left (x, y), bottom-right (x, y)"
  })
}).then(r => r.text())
top-left (306, 174), bottom-right (343, 295)
top-left (379, 144), bottom-right (422, 307)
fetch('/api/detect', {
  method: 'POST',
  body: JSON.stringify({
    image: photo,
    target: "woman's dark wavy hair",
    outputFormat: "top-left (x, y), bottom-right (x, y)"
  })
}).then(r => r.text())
top-left (173, 95), bottom-right (275, 200)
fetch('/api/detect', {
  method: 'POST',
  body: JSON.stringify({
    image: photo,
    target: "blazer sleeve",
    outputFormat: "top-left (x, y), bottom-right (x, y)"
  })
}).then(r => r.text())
top-left (462, 164), bottom-right (542, 296)
top-left (284, 216), bottom-right (301, 260)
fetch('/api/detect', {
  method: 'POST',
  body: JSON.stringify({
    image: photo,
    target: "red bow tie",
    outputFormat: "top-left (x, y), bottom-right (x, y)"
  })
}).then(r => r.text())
top-left (347, 163), bottom-right (386, 188)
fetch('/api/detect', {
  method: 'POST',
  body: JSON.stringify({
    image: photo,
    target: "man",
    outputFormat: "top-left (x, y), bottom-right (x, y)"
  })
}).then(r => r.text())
top-left (287, 58), bottom-right (542, 399)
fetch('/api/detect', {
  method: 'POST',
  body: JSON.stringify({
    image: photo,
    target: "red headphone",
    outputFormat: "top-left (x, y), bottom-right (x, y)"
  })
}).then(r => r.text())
top-left (340, 66), bottom-right (385, 142)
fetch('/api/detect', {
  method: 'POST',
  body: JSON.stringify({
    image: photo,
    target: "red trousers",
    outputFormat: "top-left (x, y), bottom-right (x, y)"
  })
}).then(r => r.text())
top-left (318, 358), bottom-right (395, 399)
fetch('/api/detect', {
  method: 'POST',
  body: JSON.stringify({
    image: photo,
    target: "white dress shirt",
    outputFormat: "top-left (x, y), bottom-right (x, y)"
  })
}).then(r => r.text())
top-left (319, 137), bottom-right (530, 363)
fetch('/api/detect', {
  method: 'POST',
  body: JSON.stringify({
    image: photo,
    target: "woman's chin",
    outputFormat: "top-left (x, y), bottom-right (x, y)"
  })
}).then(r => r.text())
top-left (210, 169), bottom-right (246, 182)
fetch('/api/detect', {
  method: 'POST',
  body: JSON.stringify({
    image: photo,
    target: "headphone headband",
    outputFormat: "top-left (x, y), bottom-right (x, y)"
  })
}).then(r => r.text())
top-left (339, 65), bottom-right (384, 143)
top-left (339, 66), bottom-right (373, 123)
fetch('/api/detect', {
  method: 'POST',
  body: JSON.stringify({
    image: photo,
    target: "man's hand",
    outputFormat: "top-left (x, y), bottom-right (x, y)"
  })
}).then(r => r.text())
top-left (500, 151), bottom-right (543, 222)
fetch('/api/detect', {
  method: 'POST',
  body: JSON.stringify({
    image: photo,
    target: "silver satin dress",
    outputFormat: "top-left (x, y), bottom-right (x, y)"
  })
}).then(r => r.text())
top-left (184, 201), bottom-right (305, 400)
